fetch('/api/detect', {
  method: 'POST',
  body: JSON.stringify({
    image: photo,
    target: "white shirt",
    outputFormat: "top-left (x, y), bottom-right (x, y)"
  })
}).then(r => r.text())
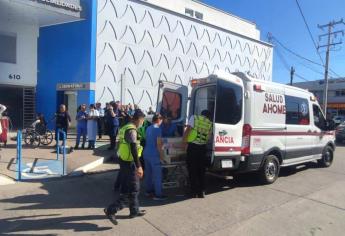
top-left (0, 104), bottom-right (6, 117)
top-left (88, 109), bottom-right (100, 118)
top-left (97, 108), bottom-right (104, 117)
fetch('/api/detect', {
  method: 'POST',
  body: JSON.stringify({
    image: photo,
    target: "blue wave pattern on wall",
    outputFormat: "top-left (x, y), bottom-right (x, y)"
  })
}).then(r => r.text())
top-left (96, 0), bottom-right (273, 108)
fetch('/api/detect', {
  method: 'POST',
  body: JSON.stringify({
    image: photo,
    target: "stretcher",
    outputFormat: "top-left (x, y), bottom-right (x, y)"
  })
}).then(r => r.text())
top-left (161, 137), bottom-right (188, 189)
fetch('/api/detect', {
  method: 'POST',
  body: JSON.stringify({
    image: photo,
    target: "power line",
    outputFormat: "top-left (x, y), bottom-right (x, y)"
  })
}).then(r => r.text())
top-left (297, 61), bottom-right (324, 75)
top-left (295, 0), bottom-right (342, 78)
top-left (272, 36), bottom-right (322, 66)
top-left (275, 47), bottom-right (310, 82)
top-left (317, 19), bottom-right (345, 114)
top-left (295, 73), bottom-right (310, 82)
top-left (295, 0), bottom-right (325, 65)
top-left (271, 35), bottom-right (340, 77)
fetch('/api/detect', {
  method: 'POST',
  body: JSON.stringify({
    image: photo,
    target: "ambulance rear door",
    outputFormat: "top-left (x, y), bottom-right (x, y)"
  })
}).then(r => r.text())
top-left (213, 77), bottom-right (244, 168)
top-left (156, 80), bottom-right (189, 133)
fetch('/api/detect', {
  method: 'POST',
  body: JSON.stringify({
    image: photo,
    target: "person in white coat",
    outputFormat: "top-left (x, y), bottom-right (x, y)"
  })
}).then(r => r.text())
top-left (87, 104), bottom-right (99, 149)
top-left (0, 104), bottom-right (7, 135)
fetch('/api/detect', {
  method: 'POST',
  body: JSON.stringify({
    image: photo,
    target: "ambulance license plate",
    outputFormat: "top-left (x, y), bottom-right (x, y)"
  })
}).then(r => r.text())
top-left (221, 160), bottom-right (233, 168)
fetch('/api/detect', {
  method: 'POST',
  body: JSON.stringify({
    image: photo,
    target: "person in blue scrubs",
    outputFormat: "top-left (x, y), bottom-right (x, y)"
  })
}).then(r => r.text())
top-left (143, 113), bottom-right (166, 200)
top-left (75, 104), bottom-right (87, 149)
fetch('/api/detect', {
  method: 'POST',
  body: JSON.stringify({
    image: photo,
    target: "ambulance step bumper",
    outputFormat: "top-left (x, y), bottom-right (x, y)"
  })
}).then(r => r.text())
top-left (211, 154), bottom-right (264, 173)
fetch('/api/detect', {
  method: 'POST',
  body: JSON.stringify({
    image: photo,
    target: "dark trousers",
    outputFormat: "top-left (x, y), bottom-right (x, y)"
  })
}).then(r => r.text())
top-left (55, 127), bottom-right (68, 144)
top-left (187, 143), bottom-right (207, 195)
top-left (107, 159), bottom-right (140, 215)
top-left (97, 117), bottom-right (104, 139)
top-left (109, 126), bottom-right (119, 149)
top-left (114, 167), bottom-right (126, 191)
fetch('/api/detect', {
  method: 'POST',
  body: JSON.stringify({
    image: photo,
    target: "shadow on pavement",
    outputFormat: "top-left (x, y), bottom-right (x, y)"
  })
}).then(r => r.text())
top-left (0, 160), bottom-right (318, 234)
top-left (0, 214), bottom-right (112, 235)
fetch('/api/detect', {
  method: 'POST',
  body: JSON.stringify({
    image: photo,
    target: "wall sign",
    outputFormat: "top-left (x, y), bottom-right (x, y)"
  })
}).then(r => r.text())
top-left (56, 82), bottom-right (94, 91)
top-left (29, 0), bottom-right (82, 12)
top-left (9, 74), bottom-right (21, 80)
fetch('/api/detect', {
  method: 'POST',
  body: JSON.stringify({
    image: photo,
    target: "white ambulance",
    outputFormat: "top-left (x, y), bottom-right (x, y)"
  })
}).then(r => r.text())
top-left (156, 71), bottom-right (336, 184)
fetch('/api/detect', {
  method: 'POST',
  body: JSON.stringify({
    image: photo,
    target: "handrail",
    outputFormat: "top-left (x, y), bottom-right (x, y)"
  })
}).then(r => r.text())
top-left (16, 130), bottom-right (22, 181)
top-left (56, 129), bottom-right (67, 176)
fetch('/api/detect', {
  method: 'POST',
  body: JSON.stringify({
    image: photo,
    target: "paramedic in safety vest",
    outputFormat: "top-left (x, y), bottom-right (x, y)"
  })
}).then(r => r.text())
top-left (183, 110), bottom-right (213, 198)
top-left (104, 110), bottom-right (146, 225)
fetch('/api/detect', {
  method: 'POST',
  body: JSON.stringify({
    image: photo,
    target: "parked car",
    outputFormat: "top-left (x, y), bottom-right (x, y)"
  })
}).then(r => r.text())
top-left (333, 116), bottom-right (345, 125)
top-left (336, 121), bottom-right (345, 143)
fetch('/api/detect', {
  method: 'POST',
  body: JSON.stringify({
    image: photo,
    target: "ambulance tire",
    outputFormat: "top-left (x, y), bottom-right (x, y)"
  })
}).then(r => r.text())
top-left (258, 155), bottom-right (280, 185)
top-left (317, 146), bottom-right (333, 168)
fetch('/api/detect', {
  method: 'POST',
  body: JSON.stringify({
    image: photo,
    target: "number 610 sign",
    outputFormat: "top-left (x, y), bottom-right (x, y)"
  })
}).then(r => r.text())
top-left (9, 74), bottom-right (21, 80)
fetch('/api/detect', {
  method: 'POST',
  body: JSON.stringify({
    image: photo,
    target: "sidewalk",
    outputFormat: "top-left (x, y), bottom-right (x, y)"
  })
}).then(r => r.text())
top-left (0, 132), bottom-right (118, 183)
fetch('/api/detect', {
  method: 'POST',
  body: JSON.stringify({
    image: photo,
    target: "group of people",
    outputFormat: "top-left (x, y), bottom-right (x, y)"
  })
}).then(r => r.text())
top-left (4, 100), bottom-right (212, 225)
top-left (104, 109), bottom-right (213, 225)
top-left (52, 102), bottom-right (152, 150)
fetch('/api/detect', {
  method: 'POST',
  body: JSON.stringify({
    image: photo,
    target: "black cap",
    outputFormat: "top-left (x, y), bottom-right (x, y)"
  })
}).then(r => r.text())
top-left (201, 110), bottom-right (212, 120)
top-left (133, 109), bottom-right (146, 119)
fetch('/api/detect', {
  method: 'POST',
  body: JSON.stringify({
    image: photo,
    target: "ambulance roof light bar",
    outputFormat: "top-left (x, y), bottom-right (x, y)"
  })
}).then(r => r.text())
top-left (191, 77), bottom-right (213, 87)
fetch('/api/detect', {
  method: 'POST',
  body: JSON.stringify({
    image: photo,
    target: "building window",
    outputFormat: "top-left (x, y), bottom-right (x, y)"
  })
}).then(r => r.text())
top-left (285, 96), bottom-right (310, 125)
top-left (185, 8), bottom-right (194, 17)
top-left (195, 11), bottom-right (204, 20)
top-left (335, 90), bottom-right (345, 97)
top-left (0, 33), bottom-right (16, 64)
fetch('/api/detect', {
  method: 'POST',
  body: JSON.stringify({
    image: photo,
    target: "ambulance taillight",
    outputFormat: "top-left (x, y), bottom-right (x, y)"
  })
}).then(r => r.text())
top-left (241, 124), bottom-right (252, 156)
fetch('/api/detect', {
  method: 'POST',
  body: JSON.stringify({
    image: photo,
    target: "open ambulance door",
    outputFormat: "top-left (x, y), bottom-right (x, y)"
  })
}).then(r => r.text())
top-left (212, 77), bottom-right (244, 169)
top-left (156, 80), bottom-right (189, 135)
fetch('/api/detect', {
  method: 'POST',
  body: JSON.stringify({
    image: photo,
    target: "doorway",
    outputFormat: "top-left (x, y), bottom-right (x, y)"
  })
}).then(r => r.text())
top-left (64, 91), bottom-right (77, 128)
top-left (0, 86), bottom-right (23, 129)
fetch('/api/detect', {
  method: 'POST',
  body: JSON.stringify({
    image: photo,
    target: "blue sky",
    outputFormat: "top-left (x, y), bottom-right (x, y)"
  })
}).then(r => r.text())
top-left (201, 0), bottom-right (345, 84)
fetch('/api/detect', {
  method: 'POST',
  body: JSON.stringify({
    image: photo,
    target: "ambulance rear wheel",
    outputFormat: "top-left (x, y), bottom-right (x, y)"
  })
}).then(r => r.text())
top-left (259, 155), bottom-right (280, 184)
top-left (317, 146), bottom-right (333, 168)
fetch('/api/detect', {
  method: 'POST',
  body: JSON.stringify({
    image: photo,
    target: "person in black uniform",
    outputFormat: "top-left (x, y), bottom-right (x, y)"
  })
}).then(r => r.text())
top-left (55, 104), bottom-right (71, 146)
top-left (104, 110), bottom-right (146, 225)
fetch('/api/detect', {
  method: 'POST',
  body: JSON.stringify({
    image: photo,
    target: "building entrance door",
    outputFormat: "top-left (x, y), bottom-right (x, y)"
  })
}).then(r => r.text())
top-left (64, 91), bottom-right (77, 128)
top-left (0, 86), bottom-right (23, 129)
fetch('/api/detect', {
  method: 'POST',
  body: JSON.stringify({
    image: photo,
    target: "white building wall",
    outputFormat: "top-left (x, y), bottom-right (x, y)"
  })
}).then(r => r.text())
top-left (96, 0), bottom-right (273, 109)
top-left (0, 21), bottom-right (38, 87)
top-left (142, 0), bottom-right (260, 39)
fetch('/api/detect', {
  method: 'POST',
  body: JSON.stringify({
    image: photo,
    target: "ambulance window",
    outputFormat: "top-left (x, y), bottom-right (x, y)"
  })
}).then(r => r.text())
top-left (313, 105), bottom-right (326, 130)
top-left (285, 96), bottom-right (310, 125)
top-left (215, 80), bottom-right (243, 125)
top-left (193, 86), bottom-right (216, 116)
top-left (161, 90), bottom-right (181, 120)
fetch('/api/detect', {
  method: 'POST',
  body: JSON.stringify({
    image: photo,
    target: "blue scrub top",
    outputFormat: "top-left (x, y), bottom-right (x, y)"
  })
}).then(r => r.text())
top-left (76, 111), bottom-right (87, 128)
top-left (143, 124), bottom-right (162, 160)
top-left (161, 123), bottom-right (177, 137)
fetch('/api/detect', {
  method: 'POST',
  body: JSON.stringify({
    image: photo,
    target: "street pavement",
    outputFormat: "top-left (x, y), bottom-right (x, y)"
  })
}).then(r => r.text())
top-left (0, 146), bottom-right (345, 235)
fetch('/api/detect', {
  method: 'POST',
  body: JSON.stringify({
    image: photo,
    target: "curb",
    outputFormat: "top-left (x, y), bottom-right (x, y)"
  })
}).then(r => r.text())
top-left (0, 174), bottom-right (16, 185)
top-left (69, 154), bottom-right (112, 176)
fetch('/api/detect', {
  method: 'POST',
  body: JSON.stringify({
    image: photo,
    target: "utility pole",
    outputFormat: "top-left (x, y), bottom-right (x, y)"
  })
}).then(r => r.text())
top-left (290, 66), bottom-right (295, 85)
top-left (318, 19), bottom-right (345, 115)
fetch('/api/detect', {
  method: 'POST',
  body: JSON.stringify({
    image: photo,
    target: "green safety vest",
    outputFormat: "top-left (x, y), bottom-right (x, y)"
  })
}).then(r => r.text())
top-left (187, 115), bottom-right (212, 144)
top-left (117, 123), bottom-right (143, 162)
